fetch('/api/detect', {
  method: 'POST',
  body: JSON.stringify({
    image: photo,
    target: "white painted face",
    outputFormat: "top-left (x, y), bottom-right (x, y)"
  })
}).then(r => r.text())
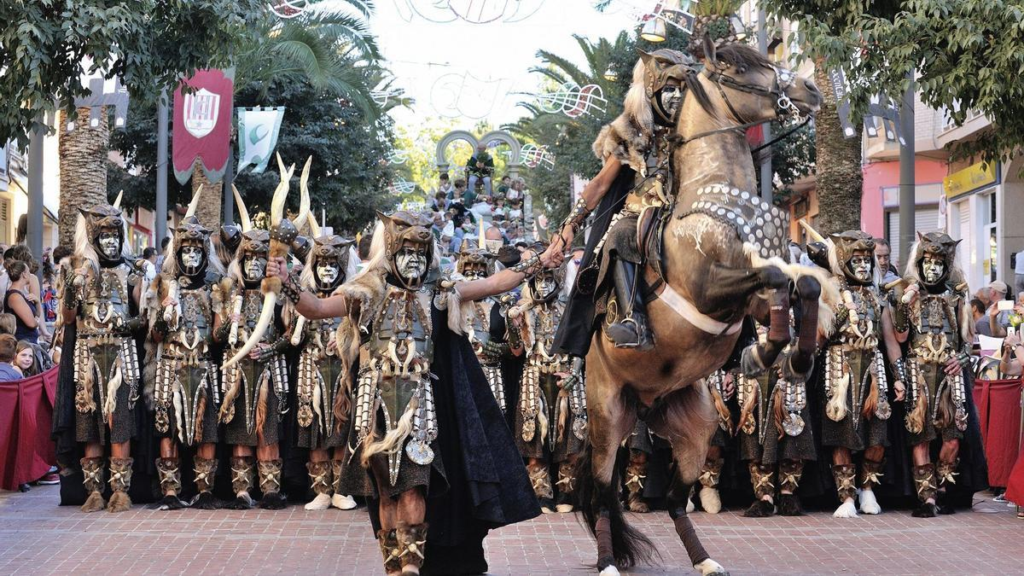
top-left (922, 254), bottom-right (945, 284)
top-left (533, 271), bottom-right (559, 300)
top-left (178, 245), bottom-right (204, 274)
top-left (315, 261), bottom-right (340, 288)
top-left (395, 244), bottom-right (428, 283)
top-left (242, 255), bottom-right (267, 282)
top-left (97, 231), bottom-right (121, 259)
top-left (848, 252), bottom-right (873, 283)
top-left (658, 84), bottom-right (684, 118)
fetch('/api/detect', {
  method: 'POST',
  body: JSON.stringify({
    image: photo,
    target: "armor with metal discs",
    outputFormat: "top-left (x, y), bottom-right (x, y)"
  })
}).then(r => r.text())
top-left (221, 287), bottom-right (288, 438)
top-left (73, 262), bottom-right (142, 420)
top-left (465, 297), bottom-right (507, 411)
top-left (516, 300), bottom-right (587, 459)
top-left (352, 284), bottom-right (437, 486)
top-left (904, 288), bottom-right (969, 438)
top-left (295, 311), bottom-right (345, 447)
top-left (153, 282), bottom-right (219, 445)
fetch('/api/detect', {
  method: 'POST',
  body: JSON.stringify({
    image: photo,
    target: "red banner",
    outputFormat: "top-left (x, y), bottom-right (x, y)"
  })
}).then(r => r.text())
top-left (0, 367), bottom-right (58, 491)
top-left (172, 69), bottom-right (234, 185)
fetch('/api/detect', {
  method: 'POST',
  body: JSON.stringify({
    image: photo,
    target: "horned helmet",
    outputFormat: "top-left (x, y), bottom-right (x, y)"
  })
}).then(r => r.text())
top-left (78, 191), bottom-right (127, 264)
top-left (302, 213), bottom-right (353, 293)
top-left (638, 49), bottom-right (691, 126)
top-left (380, 210), bottom-right (435, 290)
top-left (166, 187), bottom-right (215, 280)
top-left (455, 241), bottom-right (493, 281)
top-left (231, 185), bottom-right (271, 287)
top-left (913, 231), bottom-right (960, 289)
top-left (830, 230), bottom-right (876, 286)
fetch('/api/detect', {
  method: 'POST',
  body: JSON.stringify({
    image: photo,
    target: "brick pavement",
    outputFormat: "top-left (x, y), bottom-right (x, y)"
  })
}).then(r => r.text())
top-left (1, 487), bottom-right (1022, 575)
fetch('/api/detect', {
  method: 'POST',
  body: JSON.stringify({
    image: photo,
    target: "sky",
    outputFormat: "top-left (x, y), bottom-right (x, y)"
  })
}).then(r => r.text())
top-left (359, 0), bottom-right (638, 128)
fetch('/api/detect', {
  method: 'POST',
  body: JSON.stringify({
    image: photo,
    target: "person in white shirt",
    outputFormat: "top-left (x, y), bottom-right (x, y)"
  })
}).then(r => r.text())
top-left (1014, 248), bottom-right (1024, 295)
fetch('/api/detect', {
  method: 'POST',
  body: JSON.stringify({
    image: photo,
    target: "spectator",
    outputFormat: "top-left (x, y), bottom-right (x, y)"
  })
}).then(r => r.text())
top-left (484, 222), bottom-right (505, 254)
top-left (5, 245), bottom-right (48, 340)
top-left (155, 236), bottom-right (171, 273)
top-left (4, 261), bottom-right (39, 344)
top-left (972, 298), bottom-right (992, 337)
top-left (14, 340), bottom-right (42, 377)
top-left (467, 143), bottom-right (494, 196)
top-left (874, 238), bottom-right (900, 285)
top-left (141, 246), bottom-right (158, 283)
top-left (430, 191), bottom-right (448, 213)
top-left (431, 211), bottom-right (446, 242)
top-left (0, 334), bottom-right (21, 381)
top-left (0, 314), bottom-right (15, 335)
top-left (999, 331), bottom-right (1024, 376)
top-left (0, 249), bottom-right (8, 312)
top-left (497, 175), bottom-right (511, 195)
top-left (987, 280), bottom-right (1011, 337)
top-left (1016, 248), bottom-right (1024, 297)
top-left (358, 234), bottom-right (373, 262)
top-left (41, 254), bottom-right (58, 325)
top-left (436, 173), bottom-right (454, 198)
top-left (448, 179), bottom-right (467, 204)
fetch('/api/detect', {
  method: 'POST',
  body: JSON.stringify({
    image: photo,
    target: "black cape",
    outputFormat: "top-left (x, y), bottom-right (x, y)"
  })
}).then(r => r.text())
top-left (370, 304), bottom-right (540, 575)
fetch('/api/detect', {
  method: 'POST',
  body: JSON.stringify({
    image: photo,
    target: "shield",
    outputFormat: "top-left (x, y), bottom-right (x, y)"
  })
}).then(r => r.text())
top-left (184, 88), bottom-right (220, 139)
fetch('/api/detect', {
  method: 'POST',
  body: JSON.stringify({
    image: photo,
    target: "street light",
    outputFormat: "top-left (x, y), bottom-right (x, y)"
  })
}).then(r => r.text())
top-left (640, 17), bottom-right (667, 43)
top-left (603, 66), bottom-right (618, 82)
top-left (730, 14), bottom-right (747, 42)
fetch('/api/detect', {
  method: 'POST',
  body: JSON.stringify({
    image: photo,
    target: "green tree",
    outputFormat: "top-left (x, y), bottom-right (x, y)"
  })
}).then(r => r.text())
top-left (0, 0), bottom-right (265, 145)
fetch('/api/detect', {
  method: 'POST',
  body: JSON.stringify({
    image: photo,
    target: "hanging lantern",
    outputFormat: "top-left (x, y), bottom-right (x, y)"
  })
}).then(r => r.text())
top-left (640, 17), bottom-right (667, 43)
top-left (603, 66), bottom-right (618, 82)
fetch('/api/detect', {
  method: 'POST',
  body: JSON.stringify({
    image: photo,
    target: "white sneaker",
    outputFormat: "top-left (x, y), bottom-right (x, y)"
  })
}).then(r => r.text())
top-left (858, 489), bottom-right (881, 515)
top-left (331, 494), bottom-right (357, 510)
top-left (304, 493), bottom-right (332, 511)
top-left (833, 498), bottom-right (858, 518)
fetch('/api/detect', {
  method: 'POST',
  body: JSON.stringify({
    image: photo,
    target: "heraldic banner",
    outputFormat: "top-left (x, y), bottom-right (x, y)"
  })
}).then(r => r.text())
top-left (173, 69), bottom-right (234, 185)
top-left (237, 107), bottom-right (286, 174)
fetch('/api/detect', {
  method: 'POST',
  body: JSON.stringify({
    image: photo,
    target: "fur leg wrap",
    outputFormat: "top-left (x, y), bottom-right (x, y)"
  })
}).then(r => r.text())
top-left (331, 460), bottom-right (344, 494)
top-left (528, 461), bottom-right (553, 500)
top-left (107, 457), bottom-right (133, 512)
top-left (625, 454), bottom-right (649, 513)
top-left (936, 458), bottom-right (959, 488)
top-left (194, 457), bottom-right (218, 494)
top-left (80, 457), bottom-right (106, 512)
top-left (831, 464), bottom-right (856, 501)
top-left (778, 460), bottom-right (803, 493)
top-left (859, 458), bottom-right (885, 490)
top-left (156, 457), bottom-right (182, 495)
top-left (556, 461), bottom-right (576, 495)
top-left (673, 514), bottom-right (711, 567)
top-left (749, 462), bottom-right (776, 500)
top-left (378, 529), bottom-right (403, 573)
top-left (396, 522), bottom-right (428, 570)
top-left (913, 464), bottom-right (937, 502)
top-left (231, 456), bottom-right (255, 495)
top-left (307, 460), bottom-right (333, 496)
top-left (258, 459), bottom-right (283, 495)
top-left (698, 458), bottom-right (723, 489)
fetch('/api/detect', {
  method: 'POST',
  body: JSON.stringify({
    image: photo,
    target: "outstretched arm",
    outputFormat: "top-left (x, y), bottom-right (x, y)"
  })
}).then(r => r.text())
top-left (541, 156), bottom-right (622, 268)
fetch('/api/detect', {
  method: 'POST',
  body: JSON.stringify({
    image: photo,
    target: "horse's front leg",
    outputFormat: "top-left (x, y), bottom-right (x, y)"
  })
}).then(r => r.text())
top-left (649, 385), bottom-right (728, 576)
top-left (696, 263), bottom-right (789, 319)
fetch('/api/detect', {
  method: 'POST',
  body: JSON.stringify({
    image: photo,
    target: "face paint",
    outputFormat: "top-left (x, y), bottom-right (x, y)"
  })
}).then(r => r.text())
top-left (532, 271), bottom-right (559, 300)
top-left (922, 254), bottom-right (945, 284)
top-left (849, 254), bottom-right (873, 283)
top-left (395, 246), bottom-right (428, 282)
top-left (97, 231), bottom-right (121, 259)
top-left (178, 245), bottom-right (204, 274)
top-left (657, 84), bottom-right (683, 118)
top-left (485, 239), bottom-right (504, 254)
top-left (462, 263), bottom-right (487, 280)
top-left (315, 261), bottom-right (340, 289)
top-left (242, 255), bottom-right (267, 282)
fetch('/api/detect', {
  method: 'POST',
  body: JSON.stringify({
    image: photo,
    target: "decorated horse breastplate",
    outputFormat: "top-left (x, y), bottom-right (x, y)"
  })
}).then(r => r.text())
top-left (528, 302), bottom-right (564, 373)
top-left (80, 264), bottom-right (133, 334)
top-left (909, 291), bottom-right (960, 364)
top-left (166, 286), bottom-right (212, 359)
top-left (686, 184), bottom-right (789, 260)
top-left (626, 130), bottom-right (673, 213)
top-left (837, 286), bottom-right (881, 350)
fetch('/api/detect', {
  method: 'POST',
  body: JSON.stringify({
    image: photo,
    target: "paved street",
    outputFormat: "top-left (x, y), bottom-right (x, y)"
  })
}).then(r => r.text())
top-left (1, 487), bottom-right (1021, 575)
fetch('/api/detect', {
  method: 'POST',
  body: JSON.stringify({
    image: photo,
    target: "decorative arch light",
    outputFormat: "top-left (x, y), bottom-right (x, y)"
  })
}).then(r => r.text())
top-left (531, 82), bottom-right (607, 118)
top-left (520, 144), bottom-right (555, 170)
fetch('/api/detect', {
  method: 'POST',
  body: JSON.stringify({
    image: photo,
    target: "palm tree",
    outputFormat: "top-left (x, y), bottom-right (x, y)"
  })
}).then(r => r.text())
top-left (58, 107), bottom-right (110, 249)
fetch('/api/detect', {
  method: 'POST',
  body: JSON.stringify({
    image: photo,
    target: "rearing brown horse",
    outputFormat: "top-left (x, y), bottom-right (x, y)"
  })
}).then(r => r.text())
top-left (579, 41), bottom-right (833, 576)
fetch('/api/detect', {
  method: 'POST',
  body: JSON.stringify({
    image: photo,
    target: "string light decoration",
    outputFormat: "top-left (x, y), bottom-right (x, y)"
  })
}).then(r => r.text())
top-left (389, 179), bottom-right (418, 195)
top-left (596, 0), bottom-right (698, 35)
top-left (385, 149), bottom-right (410, 165)
top-left (430, 71), bottom-right (512, 119)
top-left (269, 0), bottom-right (320, 18)
top-left (520, 143), bottom-right (555, 170)
top-left (372, 87), bottom-right (405, 107)
top-left (394, 0), bottom-right (548, 24)
top-left (530, 82), bottom-right (607, 118)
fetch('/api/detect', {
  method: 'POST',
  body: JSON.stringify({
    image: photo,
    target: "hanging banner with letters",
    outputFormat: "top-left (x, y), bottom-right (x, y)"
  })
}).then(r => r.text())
top-left (236, 107), bottom-right (286, 174)
top-left (172, 69), bottom-right (234, 184)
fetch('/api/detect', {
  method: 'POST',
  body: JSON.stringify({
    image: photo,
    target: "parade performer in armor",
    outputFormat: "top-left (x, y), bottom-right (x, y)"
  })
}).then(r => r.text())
top-left (894, 232), bottom-right (971, 517)
top-left (812, 229), bottom-right (905, 518)
top-left (289, 214), bottom-right (359, 511)
top-left (545, 49), bottom-right (690, 356)
top-left (509, 256), bottom-right (586, 514)
top-left (145, 190), bottom-right (226, 510)
top-left (691, 370), bottom-right (735, 515)
top-left (58, 193), bottom-right (145, 512)
top-left (268, 210), bottom-right (539, 576)
top-left (216, 189), bottom-right (291, 510)
top-left (736, 279), bottom-right (820, 517)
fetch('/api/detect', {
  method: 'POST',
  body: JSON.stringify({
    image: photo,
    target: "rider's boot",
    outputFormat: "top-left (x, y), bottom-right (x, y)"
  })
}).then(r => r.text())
top-left (606, 259), bottom-right (653, 351)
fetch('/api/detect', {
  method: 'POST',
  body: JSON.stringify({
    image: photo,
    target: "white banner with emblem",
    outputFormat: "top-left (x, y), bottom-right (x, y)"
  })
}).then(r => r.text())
top-left (236, 107), bottom-right (286, 174)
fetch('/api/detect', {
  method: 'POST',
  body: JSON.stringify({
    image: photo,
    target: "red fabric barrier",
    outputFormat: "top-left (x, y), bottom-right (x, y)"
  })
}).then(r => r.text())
top-left (973, 378), bottom-right (1023, 488)
top-left (0, 367), bottom-right (58, 491)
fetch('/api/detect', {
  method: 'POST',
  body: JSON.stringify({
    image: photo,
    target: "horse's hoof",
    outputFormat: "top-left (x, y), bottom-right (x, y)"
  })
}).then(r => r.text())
top-left (223, 494), bottom-right (254, 510)
top-left (695, 559), bottom-right (729, 576)
top-left (598, 566), bottom-right (621, 576)
top-left (833, 500), bottom-right (859, 518)
top-left (190, 492), bottom-right (222, 510)
top-left (858, 490), bottom-right (881, 515)
top-left (796, 275), bottom-right (821, 300)
top-left (699, 487), bottom-right (721, 514)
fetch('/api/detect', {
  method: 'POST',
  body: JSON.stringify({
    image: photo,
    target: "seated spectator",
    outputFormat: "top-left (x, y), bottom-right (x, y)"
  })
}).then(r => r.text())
top-left (436, 173), bottom-right (454, 198)
top-left (4, 261), bottom-right (39, 344)
top-left (999, 332), bottom-right (1024, 376)
top-left (0, 313), bottom-right (15, 336)
top-left (497, 175), bottom-right (511, 195)
top-left (14, 340), bottom-right (43, 378)
top-left (987, 280), bottom-right (1011, 337)
top-left (975, 286), bottom-right (993, 309)
top-left (448, 179), bottom-right (468, 205)
top-left (430, 191), bottom-right (448, 213)
top-left (0, 334), bottom-right (22, 381)
top-left (972, 298), bottom-right (992, 337)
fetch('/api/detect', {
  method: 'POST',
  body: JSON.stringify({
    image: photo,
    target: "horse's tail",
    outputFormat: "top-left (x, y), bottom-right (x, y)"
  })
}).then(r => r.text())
top-left (575, 442), bottom-right (659, 569)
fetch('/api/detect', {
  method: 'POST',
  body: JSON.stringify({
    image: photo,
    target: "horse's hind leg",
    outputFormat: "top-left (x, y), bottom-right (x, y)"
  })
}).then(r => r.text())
top-left (649, 385), bottom-right (728, 576)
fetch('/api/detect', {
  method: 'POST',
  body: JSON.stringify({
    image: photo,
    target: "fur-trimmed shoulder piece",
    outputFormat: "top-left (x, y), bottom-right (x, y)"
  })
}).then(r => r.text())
top-left (333, 268), bottom-right (387, 327)
top-left (211, 277), bottom-right (235, 318)
top-left (592, 116), bottom-right (650, 174)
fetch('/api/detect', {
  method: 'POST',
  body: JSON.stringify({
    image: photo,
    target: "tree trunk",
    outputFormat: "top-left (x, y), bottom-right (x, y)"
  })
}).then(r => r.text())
top-left (191, 163), bottom-right (223, 231)
top-left (59, 107), bottom-right (110, 249)
top-left (812, 62), bottom-right (863, 236)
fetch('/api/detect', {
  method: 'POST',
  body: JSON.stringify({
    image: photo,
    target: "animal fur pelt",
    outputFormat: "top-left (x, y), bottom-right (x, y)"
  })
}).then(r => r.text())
top-left (745, 246), bottom-right (839, 336)
top-left (862, 373), bottom-right (879, 420)
top-left (903, 239), bottom-right (972, 346)
top-left (141, 274), bottom-right (165, 410)
top-left (592, 58), bottom-right (654, 173)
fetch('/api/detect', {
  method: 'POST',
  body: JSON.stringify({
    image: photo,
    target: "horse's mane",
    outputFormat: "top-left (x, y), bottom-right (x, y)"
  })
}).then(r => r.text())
top-left (681, 66), bottom-right (716, 120)
top-left (713, 43), bottom-right (774, 74)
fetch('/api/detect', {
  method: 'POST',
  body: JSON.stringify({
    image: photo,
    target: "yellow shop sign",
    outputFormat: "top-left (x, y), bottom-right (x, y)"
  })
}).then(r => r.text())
top-left (944, 161), bottom-right (998, 199)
